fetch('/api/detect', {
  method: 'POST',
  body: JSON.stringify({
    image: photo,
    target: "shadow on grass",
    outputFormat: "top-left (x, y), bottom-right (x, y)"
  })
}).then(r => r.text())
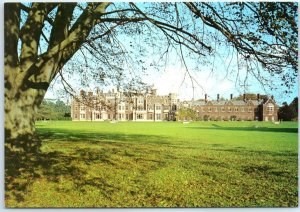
top-left (214, 146), bottom-right (298, 157)
top-left (5, 129), bottom-right (171, 205)
top-left (189, 126), bottom-right (298, 133)
top-left (37, 127), bottom-right (172, 145)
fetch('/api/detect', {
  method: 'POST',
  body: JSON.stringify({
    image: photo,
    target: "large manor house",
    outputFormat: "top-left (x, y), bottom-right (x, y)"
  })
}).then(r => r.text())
top-left (71, 89), bottom-right (278, 122)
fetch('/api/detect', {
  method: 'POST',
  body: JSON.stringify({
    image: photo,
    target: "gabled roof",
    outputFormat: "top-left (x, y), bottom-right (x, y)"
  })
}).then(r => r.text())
top-left (210, 100), bottom-right (226, 105)
top-left (191, 100), bottom-right (206, 106)
top-left (231, 100), bottom-right (246, 106)
top-left (263, 98), bottom-right (277, 105)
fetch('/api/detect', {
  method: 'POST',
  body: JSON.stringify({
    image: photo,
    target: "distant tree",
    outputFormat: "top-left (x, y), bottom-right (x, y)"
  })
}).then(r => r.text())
top-left (35, 99), bottom-right (71, 120)
top-left (289, 97), bottom-right (298, 121)
top-left (234, 93), bottom-right (258, 100)
top-left (278, 98), bottom-right (298, 121)
top-left (177, 108), bottom-right (197, 121)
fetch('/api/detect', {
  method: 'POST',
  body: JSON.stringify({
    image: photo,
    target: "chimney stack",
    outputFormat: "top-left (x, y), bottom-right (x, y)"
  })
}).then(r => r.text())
top-left (80, 90), bottom-right (85, 96)
top-left (257, 94), bottom-right (260, 101)
top-left (217, 94), bottom-right (220, 101)
top-left (230, 94), bottom-right (233, 100)
top-left (243, 94), bottom-right (246, 101)
top-left (271, 95), bottom-right (274, 100)
top-left (205, 94), bottom-right (207, 102)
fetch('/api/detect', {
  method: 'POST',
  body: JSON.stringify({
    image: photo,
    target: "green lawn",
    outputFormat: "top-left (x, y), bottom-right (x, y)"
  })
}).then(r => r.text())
top-left (6, 121), bottom-right (298, 207)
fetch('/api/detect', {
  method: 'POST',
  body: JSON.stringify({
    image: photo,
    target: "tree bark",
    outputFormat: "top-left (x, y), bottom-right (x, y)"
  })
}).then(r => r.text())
top-left (5, 89), bottom-right (45, 153)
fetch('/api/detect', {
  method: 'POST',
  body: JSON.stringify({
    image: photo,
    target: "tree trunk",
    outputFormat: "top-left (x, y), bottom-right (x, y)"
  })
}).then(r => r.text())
top-left (5, 88), bottom-right (46, 154)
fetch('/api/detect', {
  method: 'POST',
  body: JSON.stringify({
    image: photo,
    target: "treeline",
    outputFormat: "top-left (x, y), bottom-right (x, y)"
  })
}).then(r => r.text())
top-left (35, 99), bottom-right (71, 121)
top-left (278, 97), bottom-right (298, 121)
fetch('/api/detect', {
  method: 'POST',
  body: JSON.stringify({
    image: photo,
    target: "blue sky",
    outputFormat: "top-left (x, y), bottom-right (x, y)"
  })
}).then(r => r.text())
top-left (26, 2), bottom-right (296, 105)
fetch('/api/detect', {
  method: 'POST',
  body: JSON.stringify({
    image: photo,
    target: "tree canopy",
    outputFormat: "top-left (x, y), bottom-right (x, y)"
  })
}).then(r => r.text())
top-left (278, 97), bottom-right (298, 121)
top-left (35, 99), bottom-right (71, 120)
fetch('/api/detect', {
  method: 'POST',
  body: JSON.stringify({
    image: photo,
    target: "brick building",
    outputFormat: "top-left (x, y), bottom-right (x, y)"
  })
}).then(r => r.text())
top-left (71, 90), bottom-right (278, 122)
top-left (183, 94), bottom-right (278, 121)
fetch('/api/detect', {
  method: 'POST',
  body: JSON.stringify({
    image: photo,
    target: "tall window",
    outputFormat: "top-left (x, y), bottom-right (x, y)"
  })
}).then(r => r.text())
top-left (164, 114), bottom-right (168, 119)
top-left (156, 114), bottom-right (161, 120)
top-left (137, 114), bottom-right (143, 119)
top-left (80, 106), bottom-right (85, 111)
top-left (156, 105), bottom-right (161, 110)
top-left (266, 103), bottom-right (274, 114)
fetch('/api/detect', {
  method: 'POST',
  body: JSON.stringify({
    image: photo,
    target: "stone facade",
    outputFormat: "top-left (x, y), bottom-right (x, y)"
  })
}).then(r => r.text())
top-left (71, 90), bottom-right (278, 122)
top-left (71, 89), bottom-right (178, 122)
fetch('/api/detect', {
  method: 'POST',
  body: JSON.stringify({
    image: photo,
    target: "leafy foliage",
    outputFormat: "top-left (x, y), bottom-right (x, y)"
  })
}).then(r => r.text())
top-left (176, 108), bottom-right (197, 121)
top-left (278, 97), bottom-right (298, 121)
top-left (35, 100), bottom-right (71, 120)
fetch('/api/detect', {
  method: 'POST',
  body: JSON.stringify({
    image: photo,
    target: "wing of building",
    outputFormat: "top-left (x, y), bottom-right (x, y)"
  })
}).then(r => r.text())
top-left (71, 90), bottom-right (278, 122)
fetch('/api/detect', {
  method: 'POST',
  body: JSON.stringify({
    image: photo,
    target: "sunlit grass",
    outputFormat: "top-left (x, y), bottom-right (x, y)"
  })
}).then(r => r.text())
top-left (6, 121), bottom-right (298, 207)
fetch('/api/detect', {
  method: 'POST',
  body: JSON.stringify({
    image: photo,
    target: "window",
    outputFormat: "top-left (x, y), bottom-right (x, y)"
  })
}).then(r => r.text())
top-left (80, 106), bottom-right (85, 111)
top-left (137, 114), bottom-right (143, 119)
top-left (266, 103), bottom-right (274, 114)
top-left (74, 114), bottom-right (77, 118)
top-left (138, 98), bottom-right (143, 104)
top-left (221, 107), bottom-right (224, 112)
top-left (80, 114), bottom-right (85, 119)
top-left (96, 114), bottom-right (100, 119)
top-left (164, 114), bottom-right (168, 119)
top-left (234, 107), bottom-right (238, 112)
top-left (75, 107), bottom-right (78, 111)
top-left (228, 107), bottom-right (232, 112)
top-left (156, 114), bottom-right (161, 120)
top-left (119, 105), bottom-right (121, 110)
top-left (248, 107), bottom-right (252, 113)
top-left (156, 105), bottom-right (161, 110)
top-left (208, 108), bottom-right (211, 112)
top-left (119, 114), bottom-right (122, 119)
top-left (215, 107), bottom-right (218, 112)
top-left (126, 106), bottom-right (129, 110)
top-left (149, 114), bottom-right (153, 120)
top-left (126, 114), bottom-right (129, 120)
top-left (241, 107), bottom-right (244, 112)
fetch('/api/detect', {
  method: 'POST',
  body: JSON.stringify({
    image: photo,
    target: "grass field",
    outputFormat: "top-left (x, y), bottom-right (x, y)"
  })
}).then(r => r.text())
top-left (5, 121), bottom-right (298, 207)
